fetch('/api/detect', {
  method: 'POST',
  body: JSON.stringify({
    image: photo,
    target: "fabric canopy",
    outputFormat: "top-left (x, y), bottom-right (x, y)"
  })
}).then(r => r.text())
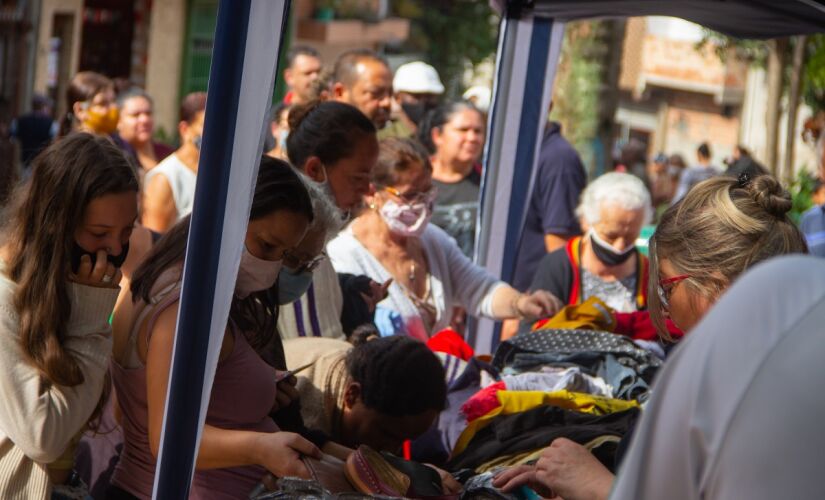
top-left (491, 0), bottom-right (825, 39)
top-left (473, 1), bottom-right (825, 354)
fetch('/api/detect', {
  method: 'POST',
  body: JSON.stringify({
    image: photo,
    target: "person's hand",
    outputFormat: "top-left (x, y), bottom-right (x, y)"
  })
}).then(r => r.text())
top-left (425, 464), bottom-right (463, 494)
top-left (70, 250), bottom-right (122, 289)
top-left (360, 278), bottom-right (392, 312)
top-left (256, 432), bottom-right (321, 479)
top-left (493, 464), bottom-right (557, 498)
top-left (272, 371), bottom-right (299, 412)
top-left (515, 290), bottom-right (563, 320)
top-left (535, 438), bottom-right (615, 500)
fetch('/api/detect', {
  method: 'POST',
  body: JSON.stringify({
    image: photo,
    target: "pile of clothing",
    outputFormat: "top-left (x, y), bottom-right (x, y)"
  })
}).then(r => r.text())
top-left (443, 328), bottom-right (660, 476)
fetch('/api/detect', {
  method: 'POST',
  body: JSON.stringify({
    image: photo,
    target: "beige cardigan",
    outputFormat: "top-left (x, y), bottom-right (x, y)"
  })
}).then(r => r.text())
top-left (0, 271), bottom-right (118, 499)
top-left (283, 337), bottom-right (351, 437)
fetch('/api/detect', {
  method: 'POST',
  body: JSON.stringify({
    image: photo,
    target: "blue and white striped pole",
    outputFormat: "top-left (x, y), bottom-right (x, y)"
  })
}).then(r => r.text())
top-left (152, 1), bottom-right (290, 497)
top-left (471, 10), bottom-right (565, 354)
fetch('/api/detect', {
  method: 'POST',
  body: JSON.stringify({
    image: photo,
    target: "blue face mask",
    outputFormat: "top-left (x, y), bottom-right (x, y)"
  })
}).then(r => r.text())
top-left (278, 130), bottom-right (289, 152)
top-left (277, 266), bottom-right (314, 305)
top-left (192, 134), bottom-right (202, 150)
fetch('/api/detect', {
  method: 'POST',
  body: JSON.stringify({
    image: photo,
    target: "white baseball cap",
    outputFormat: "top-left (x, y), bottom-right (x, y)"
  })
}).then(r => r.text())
top-left (393, 61), bottom-right (445, 95)
top-left (463, 85), bottom-right (491, 113)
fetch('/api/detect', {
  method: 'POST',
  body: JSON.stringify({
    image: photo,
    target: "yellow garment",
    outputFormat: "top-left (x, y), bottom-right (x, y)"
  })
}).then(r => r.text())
top-left (452, 390), bottom-right (638, 457)
top-left (533, 296), bottom-right (616, 332)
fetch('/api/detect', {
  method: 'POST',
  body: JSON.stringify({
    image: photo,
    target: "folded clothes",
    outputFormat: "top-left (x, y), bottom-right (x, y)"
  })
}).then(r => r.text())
top-left (460, 367), bottom-right (614, 424)
top-left (447, 405), bottom-right (639, 472)
top-left (493, 329), bottom-right (662, 370)
top-left (454, 390), bottom-right (639, 456)
top-left (503, 367), bottom-right (613, 397)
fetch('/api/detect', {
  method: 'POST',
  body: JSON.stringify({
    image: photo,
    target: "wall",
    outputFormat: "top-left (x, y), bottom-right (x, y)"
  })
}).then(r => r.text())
top-left (145, 0), bottom-right (187, 138)
top-left (34, 0), bottom-right (83, 118)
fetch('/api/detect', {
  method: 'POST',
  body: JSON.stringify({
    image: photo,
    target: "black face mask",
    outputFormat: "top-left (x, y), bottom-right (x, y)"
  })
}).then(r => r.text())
top-left (590, 231), bottom-right (635, 267)
top-left (401, 101), bottom-right (433, 126)
top-left (70, 241), bottom-right (130, 274)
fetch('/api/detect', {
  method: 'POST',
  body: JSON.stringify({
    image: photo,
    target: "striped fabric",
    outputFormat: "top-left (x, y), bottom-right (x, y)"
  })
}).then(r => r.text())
top-left (470, 12), bottom-right (565, 354)
top-left (152, 1), bottom-right (290, 498)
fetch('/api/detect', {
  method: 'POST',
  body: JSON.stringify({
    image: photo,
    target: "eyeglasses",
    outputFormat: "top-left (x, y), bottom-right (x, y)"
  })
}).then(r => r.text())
top-left (657, 274), bottom-right (691, 310)
top-left (282, 249), bottom-right (327, 274)
top-left (383, 185), bottom-right (438, 206)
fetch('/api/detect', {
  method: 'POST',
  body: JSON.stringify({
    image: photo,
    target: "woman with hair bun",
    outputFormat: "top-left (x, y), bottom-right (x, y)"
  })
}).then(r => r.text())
top-left (494, 173), bottom-right (807, 500)
top-left (278, 100), bottom-right (386, 341)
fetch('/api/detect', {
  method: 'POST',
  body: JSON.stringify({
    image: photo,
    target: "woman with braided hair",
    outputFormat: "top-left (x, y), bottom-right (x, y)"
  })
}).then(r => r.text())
top-left (282, 334), bottom-right (447, 454)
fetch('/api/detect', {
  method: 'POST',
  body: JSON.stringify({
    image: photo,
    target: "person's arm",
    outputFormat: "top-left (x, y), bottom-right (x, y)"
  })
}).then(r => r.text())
top-left (0, 282), bottom-right (118, 464)
top-left (437, 229), bottom-right (561, 321)
top-left (544, 233), bottom-right (573, 253)
top-left (144, 304), bottom-right (319, 476)
top-left (494, 438), bottom-right (614, 500)
top-left (537, 153), bottom-right (587, 253)
top-left (142, 173), bottom-right (177, 233)
top-left (489, 285), bottom-right (562, 321)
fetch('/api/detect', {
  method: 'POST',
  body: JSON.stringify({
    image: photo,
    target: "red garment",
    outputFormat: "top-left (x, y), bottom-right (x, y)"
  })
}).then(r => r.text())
top-left (614, 310), bottom-right (683, 341)
top-left (427, 329), bottom-right (474, 361)
top-left (460, 381), bottom-right (506, 422)
top-left (283, 90), bottom-right (294, 104)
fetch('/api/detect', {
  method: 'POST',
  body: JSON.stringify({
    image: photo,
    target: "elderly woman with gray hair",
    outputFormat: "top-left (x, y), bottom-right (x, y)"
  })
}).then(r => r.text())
top-left (523, 172), bottom-right (653, 328)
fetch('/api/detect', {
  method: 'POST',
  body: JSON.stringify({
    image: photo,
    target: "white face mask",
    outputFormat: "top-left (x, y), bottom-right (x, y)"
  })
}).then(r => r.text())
top-left (235, 245), bottom-right (283, 299)
top-left (379, 199), bottom-right (432, 238)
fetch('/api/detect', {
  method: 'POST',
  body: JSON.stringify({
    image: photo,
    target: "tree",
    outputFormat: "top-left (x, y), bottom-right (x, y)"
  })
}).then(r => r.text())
top-left (784, 36), bottom-right (809, 183)
top-left (390, 0), bottom-right (498, 98)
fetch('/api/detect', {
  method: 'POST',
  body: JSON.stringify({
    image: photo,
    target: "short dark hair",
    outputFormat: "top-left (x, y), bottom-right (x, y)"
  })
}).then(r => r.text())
top-left (179, 92), bottom-right (207, 124)
top-left (287, 45), bottom-right (320, 68)
top-left (698, 142), bottom-right (712, 159)
top-left (287, 100), bottom-right (375, 169)
top-left (333, 49), bottom-right (388, 89)
top-left (117, 87), bottom-right (154, 108)
top-left (346, 336), bottom-right (447, 416)
top-left (373, 138), bottom-right (432, 188)
top-left (417, 101), bottom-right (481, 154)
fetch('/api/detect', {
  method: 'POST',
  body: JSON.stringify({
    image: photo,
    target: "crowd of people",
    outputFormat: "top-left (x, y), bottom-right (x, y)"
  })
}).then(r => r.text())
top-left (0, 42), bottom-right (823, 500)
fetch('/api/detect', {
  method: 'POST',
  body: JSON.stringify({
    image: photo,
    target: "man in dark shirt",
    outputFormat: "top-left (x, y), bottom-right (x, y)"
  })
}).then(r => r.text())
top-left (511, 121), bottom-right (587, 292)
top-left (10, 94), bottom-right (57, 169)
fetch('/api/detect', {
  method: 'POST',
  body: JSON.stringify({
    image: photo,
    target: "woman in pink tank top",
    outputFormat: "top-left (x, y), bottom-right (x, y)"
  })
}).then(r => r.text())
top-left (109, 157), bottom-right (321, 499)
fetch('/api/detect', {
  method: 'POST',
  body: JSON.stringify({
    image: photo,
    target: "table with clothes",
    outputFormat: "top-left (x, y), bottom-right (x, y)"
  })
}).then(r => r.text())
top-left (411, 300), bottom-right (669, 499)
top-left (255, 300), bottom-right (673, 499)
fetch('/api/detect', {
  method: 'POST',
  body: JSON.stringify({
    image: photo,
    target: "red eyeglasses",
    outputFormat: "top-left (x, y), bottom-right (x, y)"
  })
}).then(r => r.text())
top-left (657, 274), bottom-right (691, 310)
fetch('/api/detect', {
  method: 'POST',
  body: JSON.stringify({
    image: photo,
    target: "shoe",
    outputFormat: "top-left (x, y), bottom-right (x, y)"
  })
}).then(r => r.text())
top-left (344, 445), bottom-right (411, 497)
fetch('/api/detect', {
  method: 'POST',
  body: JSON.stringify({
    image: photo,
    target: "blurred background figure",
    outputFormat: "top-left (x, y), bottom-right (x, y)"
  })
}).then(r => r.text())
top-left (9, 93), bottom-right (57, 172)
top-left (462, 86), bottom-right (492, 114)
top-left (418, 102), bottom-right (486, 259)
top-left (671, 142), bottom-right (721, 204)
top-left (116, 89), bottom-right (174, 172)
top-left (266, 103), bottom-right (291, 160)
top-left (723, 144), bottom-right (768, 178)
top-left (332, 50), bottom-right (393, 130)
top-left (800, 177), bottom-right (825, 257)
top-left (381, 61), bottom-right (444, 139)
top-left (60, 71), bottom-right (118, 138)
top-left (142, 92), bottom-right (207, 233)
top-left (283, 45), bottom-right (322, 106)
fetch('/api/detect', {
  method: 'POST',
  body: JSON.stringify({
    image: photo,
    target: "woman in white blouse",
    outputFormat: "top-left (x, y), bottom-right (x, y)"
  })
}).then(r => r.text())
top-left (328, 138), bottom-right (561, 340)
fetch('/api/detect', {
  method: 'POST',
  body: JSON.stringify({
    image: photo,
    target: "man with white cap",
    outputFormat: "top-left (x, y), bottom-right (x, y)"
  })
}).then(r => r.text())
top-left (380, 61), bottom-right (444, 139)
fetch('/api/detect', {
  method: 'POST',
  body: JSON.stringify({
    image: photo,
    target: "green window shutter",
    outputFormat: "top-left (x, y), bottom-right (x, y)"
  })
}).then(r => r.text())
top-left (180, 0), bottom-right (218, 97)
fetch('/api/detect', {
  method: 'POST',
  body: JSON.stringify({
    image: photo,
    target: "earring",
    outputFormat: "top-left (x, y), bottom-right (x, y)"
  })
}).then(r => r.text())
top-left (369, 202), bottom-right (376, 210)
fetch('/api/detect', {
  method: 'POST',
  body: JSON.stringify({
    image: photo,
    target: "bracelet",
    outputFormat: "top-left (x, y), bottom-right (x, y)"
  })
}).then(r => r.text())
top-left (512, 293), bottom-right (524, 318)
